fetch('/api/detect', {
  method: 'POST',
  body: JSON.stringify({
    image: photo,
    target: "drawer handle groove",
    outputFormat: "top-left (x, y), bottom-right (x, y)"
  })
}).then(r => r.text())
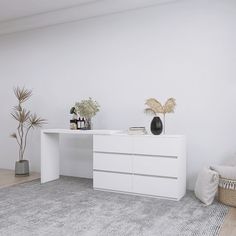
top-left (93, 169), bottom-right (132, 175)
top-left (93, 170), bottom-right (178, 179)
top-left (94, 151), bottom-right (178, 159)
top-left (133, 154), bottom-right (178, 159)
top-left (133, 173), bottom-right (178, 179)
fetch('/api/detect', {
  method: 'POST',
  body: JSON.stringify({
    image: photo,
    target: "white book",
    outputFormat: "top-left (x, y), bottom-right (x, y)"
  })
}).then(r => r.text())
top-left (128, 127), bottom-right (147, 135)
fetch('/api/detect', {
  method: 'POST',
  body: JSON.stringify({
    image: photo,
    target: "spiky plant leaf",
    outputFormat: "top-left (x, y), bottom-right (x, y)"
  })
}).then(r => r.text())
top-left (28, 114), bottom-right (47, 129)
top-left (144, 108), bottom-right (156, 116)
top-left (11, 108), bottom-right (30, 123)
top-left (13, 105), bottom-right (22, 112)
top-left (145, 98), bottom-right (164, 114)
top-left (163, 98), bottom-right (176, 113)
top-left (10, 133), bottom-right (17, 139)
top-left (14, 87), bottom-right (32, 103)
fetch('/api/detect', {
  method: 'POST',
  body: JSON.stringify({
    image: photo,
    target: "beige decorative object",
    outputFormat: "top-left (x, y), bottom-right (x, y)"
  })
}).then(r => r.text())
top-left (74, 97), bottom-right (100, 130)
top-left (75, 97), bottom-right (100, 119)
top-left (218, 177), bottom-right (236, 207)
top-left (145, 98), bottom-right (176, 134)
top-left (194, 167), bottom-right (219, 206)
top-left (211, 165), bottom-right (236, 179)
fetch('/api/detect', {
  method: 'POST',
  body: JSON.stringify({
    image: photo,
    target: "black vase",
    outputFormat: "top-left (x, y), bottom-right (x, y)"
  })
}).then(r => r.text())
top-left (150, 116), bottom-right (163, 135)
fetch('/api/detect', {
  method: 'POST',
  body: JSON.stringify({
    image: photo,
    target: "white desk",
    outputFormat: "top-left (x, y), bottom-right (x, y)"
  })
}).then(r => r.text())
top-left (41, 129), bottom-right (122, 183)
top-left (41, 129), bottom-right (186, 200)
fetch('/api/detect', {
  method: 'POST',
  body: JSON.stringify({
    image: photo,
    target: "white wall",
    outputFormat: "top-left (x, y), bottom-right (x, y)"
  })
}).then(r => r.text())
top-left (0, 0), bottom-right (235, 189)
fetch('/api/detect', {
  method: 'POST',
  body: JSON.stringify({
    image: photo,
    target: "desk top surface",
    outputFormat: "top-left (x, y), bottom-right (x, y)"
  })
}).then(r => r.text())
top-left (42, 129), bottom-right (122, 135)
top-left (41, 129), bottom-right (185, 138)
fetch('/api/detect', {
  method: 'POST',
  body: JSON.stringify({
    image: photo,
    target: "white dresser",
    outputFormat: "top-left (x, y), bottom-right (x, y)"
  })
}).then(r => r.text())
top-left (93, 134), bottom-right (186, 200)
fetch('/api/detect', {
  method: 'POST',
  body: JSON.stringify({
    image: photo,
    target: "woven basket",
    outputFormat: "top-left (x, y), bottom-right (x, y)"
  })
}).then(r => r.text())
top-left (218, 177), bottom-right (236, 207)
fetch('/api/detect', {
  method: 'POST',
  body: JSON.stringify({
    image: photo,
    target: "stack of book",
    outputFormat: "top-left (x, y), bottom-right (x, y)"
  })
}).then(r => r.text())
top-left (128, 127), bottom-right (147, 135)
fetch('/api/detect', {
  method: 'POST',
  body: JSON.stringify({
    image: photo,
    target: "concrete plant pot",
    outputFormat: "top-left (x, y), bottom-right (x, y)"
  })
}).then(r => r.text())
top-left (15, 160), bottom-right (29, 176)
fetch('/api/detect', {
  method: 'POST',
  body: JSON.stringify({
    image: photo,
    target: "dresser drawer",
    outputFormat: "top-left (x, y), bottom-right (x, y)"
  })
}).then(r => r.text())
top-left (133, 155), bottom-right (178, 177)
top-left (93, 171), bottom-right (132, 192)
top-left (134, 137), bottom-right (182, 156)
top-left (133, 175), bottom-right (179, 199)
top-left (93, 152), bottom-right (132, 173)
top-left (93, 135), bottom-right (133, 153)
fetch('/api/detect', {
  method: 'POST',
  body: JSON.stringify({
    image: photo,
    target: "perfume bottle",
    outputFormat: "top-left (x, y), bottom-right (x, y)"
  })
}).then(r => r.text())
top-left (77, 117), bottom-right (81, 129)
top-left (70, 120), bottom-right (77, 130)
top-left (81, 118), bottom-right (85, 129)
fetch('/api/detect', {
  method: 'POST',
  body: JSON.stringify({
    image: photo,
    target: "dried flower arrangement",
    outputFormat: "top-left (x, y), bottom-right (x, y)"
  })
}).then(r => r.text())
top-left (74, 97), bottom-right (100, 119)
top-left (144, 98), bottom-right (176, 133)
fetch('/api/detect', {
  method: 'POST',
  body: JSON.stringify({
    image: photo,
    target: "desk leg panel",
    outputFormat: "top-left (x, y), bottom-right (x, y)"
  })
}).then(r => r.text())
top-left (41, 133), bottom-right (60, 183)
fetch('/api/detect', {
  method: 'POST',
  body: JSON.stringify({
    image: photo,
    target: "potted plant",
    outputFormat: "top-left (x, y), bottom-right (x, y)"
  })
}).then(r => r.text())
top-left (10, 87), bottom-right (46, 176)
top-left (145, 97), bottom-right (176, 134)
top-left (74, 97), bottom-right (100, 130)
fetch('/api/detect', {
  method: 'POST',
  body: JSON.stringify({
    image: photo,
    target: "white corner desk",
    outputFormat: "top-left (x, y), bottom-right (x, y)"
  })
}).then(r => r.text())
top-left (41, 129), bottom-right (186, 200)
top-left (41, 129), bottom-right (121, 183)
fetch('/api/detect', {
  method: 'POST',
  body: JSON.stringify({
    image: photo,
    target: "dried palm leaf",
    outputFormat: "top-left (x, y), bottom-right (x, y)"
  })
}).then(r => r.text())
top-left (14, 87), bottom-right (32, 103)
top-left (144, 108), bottom-right (156, 116)
top-left (145, 98), bottom-right (164, 113)
top-left (10, 133), bottom-right (17, 139)
top-left (13, 105), bottom-right (22, 112)
top-left (163, 98), bottom-right (176, 113)
top-left (28, 114), bottom-right (47, 128)
top-left (11, 108), bottom-right (30, 123)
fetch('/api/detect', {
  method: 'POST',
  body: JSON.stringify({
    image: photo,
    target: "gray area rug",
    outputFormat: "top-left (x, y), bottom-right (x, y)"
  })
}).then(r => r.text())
top-left (0, 176), bottom-right (228, 236)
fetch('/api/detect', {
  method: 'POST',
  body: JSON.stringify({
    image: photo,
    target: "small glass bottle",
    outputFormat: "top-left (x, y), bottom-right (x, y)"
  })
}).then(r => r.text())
top-left (70, 120), bottom-right (77, 130)
top-left (81, 118), bottom-right (85, 129)
top-left (77, 117), bottom-right (81, 129)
